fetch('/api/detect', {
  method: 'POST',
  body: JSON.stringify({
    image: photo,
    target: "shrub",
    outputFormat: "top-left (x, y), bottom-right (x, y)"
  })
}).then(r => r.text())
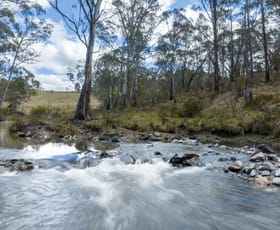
top-left (29, 106), bottom-right (50, 124)
top-left (179, 99), bottom-right (203, 118)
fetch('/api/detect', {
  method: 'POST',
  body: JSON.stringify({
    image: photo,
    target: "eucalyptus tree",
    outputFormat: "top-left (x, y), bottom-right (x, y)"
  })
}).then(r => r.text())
top-left (260, 0), bottom-right (270, 82)
top-left (199, 0), bottom-right (221, 92)
top-left (112, 0), bottom-right (160, 107)
top-left (156, 8), bottom-right (194, 101)
top-left (49, 0), bottom-right (103, 120)
top-left (0, 1), bottom-right (52, 108)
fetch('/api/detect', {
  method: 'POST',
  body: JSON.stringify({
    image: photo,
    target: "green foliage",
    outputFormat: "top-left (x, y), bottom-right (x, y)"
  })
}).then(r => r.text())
top-left (6, 77), bottom-right (32, 112)
top-left (29, 106), bottom-right (50, 124)
top-left (9, 116), bottom-right (25, 133)
top-left (179, 99), bottom-right (203, 118)
top-left (57, 122), bottom-right (79, 137)
top-left (0, 107), bottom-right (9, 121)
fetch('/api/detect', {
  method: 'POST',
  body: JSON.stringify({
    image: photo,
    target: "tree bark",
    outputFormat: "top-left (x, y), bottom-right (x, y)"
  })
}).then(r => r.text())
top-left (261, 0), bottom-right (270, 82)
top-left (74, 0), bottom-right (102, 120)
top-left (212, 0), bottom-right (220, 92)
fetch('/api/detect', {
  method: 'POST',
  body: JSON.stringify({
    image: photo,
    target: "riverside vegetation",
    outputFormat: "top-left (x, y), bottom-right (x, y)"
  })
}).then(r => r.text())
top-left (1, 74), bottom-right (279, 149)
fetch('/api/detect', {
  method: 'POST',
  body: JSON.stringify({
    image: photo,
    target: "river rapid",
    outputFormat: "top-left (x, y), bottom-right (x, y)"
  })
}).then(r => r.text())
top-left (0, 125), bottom-right (280, 230)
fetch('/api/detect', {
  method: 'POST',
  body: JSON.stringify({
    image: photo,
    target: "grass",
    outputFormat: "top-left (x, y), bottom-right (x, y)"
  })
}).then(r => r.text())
top-left (22, 91), bottom-right (99, 114)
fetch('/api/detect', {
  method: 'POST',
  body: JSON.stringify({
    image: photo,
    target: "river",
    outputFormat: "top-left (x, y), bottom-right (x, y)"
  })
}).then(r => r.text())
top-left (0, 124), bottom-right (280, 230)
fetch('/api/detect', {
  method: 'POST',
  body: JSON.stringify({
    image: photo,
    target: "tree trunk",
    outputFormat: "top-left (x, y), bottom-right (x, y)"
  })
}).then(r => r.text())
top-left (212, 0), bottom-right (220, 92)
top-left (74, 0), bottom-right (102, 120)
top-left (261, 0), bottom-right (270, 82)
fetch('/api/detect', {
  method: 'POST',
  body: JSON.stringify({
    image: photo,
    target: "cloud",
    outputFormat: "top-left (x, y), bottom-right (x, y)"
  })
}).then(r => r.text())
top-left (30, 0), bottom-right (50, 9)
top-left (35, 74), bottom-right (74, 91)
top-left (24, 19), bottom-right (86, 90)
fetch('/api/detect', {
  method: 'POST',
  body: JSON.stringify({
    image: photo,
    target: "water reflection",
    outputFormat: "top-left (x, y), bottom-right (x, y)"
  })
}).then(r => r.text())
top-left (0, 122), bottom-right (23, 149)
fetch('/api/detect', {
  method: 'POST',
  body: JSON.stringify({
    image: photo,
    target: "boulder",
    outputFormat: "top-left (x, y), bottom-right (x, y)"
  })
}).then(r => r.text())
top-left (154, 151), bottom-right (163, 156)
top-left (169, 153), bottom-right (199, 167)
top-left (267, 154), bottom-right (279, 162)
top-left (100, 151), bottom-right (113, 159)
top-left (257, 144), bottom-right (275, 154)
top-left (272, 177), bottom-right (280, 186)
top-left (253, 176), bottom-right (271, 187)
top-left (260, 170), bottom-right (271, 176)
top-left (111, 136), bottom-right (120, 143)
top-left (274, 169), bottom-right (280, 177)
top-left (250, 152), bottom-right (266, 162)
top-left (249, 169), bottom-right (257, 177)
top-left (228, 161), bottom-right (244, 173)
top-left (256, 162), bottom-right (276, 172)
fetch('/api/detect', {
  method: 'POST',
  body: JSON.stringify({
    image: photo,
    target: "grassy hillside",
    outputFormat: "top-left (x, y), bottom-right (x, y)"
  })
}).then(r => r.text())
top-left (23, 91), bottom-right (99, 113)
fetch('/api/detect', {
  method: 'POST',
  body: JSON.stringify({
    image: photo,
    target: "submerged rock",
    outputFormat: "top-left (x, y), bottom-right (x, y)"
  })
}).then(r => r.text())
top-left (0, 159), bottom-right (34, 172)
top-left (169, 153), bottom-right (199, 167)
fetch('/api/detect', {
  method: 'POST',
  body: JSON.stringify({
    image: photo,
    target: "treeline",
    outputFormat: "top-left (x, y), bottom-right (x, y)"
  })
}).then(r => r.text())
top-left (85, 0), bottom-right (279, 110)
top-left (1, 0), bottom-right (280, 119)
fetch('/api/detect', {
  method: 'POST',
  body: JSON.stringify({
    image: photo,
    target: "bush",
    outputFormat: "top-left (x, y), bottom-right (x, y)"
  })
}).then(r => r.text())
top-left (29, 106), bottom-right (50, 124)
top-left (179, 99), bottom-right (203, 118)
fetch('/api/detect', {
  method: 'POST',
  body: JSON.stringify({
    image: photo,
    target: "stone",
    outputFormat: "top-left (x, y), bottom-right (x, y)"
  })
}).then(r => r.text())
top-left (111, 136), bottom-right (120, 142)
top-left (100, 151), bottom-right (113, 159)
top-left (250, 152), bottom-right (266, 162)
top-left (267, 154), bottom-right (279, 162)
top-left (260, 170), bottom-right (271, 176)
top-left (257, 144), bottom-right (274, 154)
top-left (250, 169), bottom-right (257, 177)
top-left (254, 176), bottom-right (271, 187)
top-left (153, 132), bottom-right (161, 137)
top-left (218, 157), bottom-right (230, 162)
top-left (228, 161), bottom-right (244, 173)
top-left (139, 134), bottom-right (150, 141)
top-left (274, 169), bottom-right (280, 177)
top-left (99, 135), bottom-right (111, 141)
top-left (272, 177), bottom-right (280, 186)
top-left (256, 162), bottom-right (276, 172)
top-left (0, 159), bottom-right (34, 172)
top-left (154, 151), bottom-right (163, 156)
top-left (169, 153), bottom-right (199, 167)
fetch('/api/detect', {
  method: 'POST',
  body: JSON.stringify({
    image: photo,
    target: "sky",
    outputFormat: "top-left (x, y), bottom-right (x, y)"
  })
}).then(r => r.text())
top-left (26, 0), bottom-right (198, 91)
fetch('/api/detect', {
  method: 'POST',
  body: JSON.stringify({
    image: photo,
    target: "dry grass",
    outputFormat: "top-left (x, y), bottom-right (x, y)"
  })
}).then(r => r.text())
top-left (22, 91), bottom-right (99, 113)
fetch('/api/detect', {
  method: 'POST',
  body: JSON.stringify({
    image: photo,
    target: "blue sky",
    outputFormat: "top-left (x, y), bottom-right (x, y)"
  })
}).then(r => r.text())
top-left (27, 0), bottom-right (197, 91)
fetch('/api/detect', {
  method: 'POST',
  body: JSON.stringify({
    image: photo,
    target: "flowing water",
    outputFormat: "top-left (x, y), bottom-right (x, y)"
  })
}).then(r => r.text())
top-left (0, 126), bottom-right (280, 230)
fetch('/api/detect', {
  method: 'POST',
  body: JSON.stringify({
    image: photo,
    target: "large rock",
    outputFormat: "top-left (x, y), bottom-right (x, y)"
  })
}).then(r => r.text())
top-left (274, 169), bottom-right (280, 177)
top-left (253, 176), bottom-right (271, 187)
top-left (272, 177), bottom-right (280, 186)
top-left (228, 161), bottom-right (244, 173)
top-left (250, 152), bottom-right (266, 162)
top-left (169, 153), bottom-right (199, 167)
top-left (257, 144), bottom-right (275, 154)
top-left (256, 162), bottom-right (276, 172)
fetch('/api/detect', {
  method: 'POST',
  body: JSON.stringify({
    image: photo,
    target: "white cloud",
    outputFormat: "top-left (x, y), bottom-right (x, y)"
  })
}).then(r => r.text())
top-left (24, 20), bottom-right (86, 90)
top-left (36, 74), bottom-right (74, 91)
top-left (30, 0), bottom-right (50, 9)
